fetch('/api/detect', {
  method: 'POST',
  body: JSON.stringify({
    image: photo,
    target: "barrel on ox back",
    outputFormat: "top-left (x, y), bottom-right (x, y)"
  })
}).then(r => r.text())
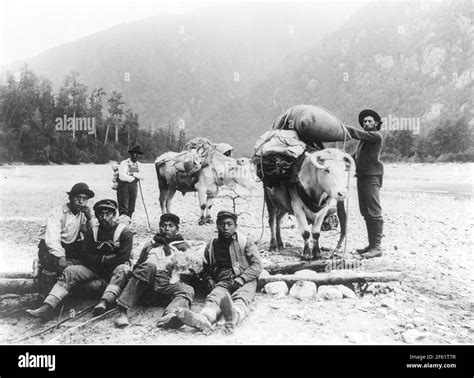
top-left (273, 105), bottom-right (348, 144)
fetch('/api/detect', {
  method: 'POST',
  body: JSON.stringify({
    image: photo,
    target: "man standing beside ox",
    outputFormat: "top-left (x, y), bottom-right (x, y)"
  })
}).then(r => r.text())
top-left (345, 109), bottom-right (384, 259)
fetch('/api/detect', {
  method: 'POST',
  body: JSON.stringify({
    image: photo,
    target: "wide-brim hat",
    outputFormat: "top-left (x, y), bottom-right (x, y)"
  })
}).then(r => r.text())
top-left (67, 182), bottom-right (95, 198)
top-left (93, 199), bottom-right (118, 212)
top-left (358, 109), bottom-right (382, 130)
top-left (160, 213), bottom-right (180, 225)
top-left (128, 145), bottom-right (144, 155)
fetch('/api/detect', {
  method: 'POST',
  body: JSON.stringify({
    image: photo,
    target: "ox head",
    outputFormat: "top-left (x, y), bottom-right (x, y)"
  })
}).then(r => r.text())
top-left (214, 155), bottom-right (258, 191)
top-left (306, 148), bottom-right (355, 201)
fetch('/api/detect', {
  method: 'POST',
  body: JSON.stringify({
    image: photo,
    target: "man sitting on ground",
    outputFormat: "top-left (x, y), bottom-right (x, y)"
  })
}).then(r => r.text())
top-left (114, 213), bottom-right (194, 329)
top-left (176, 210), bottom-right (262, 332)
top-left (27, 199), bottom-right (133, 321)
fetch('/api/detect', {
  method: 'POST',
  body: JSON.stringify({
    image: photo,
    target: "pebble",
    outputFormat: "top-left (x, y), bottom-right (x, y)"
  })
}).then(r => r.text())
top-left (413, 317), bottom-right (426, 327)
top-left (336, 285), bottom-right (356, 299)
top-left (317, 286), bottom-right (343, 301)
top-left (405, 323), bottom-right (415, 329)
top-left (264, 281), bottom-right (289, 297)
top-left (381, 298), bottom-right (396, 309)
top-left (346, 332), bottom-right (364, 343)
top-left (289, 281), bottom-right (317, 300)
top-left (402, 329), bottom-right (427, 344)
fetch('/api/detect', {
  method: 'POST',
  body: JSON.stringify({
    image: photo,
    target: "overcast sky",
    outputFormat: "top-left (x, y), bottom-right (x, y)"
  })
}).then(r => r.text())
top-left (0, 0), bottom-right (409, 66)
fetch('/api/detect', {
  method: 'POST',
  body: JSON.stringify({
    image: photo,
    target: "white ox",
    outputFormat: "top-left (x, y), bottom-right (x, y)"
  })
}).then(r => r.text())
top-left (264, 148), bottom-right (354, 260)
top-left (155, 150), bottom-right (256, 225)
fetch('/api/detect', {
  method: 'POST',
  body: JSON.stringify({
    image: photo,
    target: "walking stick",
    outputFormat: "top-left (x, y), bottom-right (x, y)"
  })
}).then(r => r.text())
top-left (138, 179), bottom-right (151, 232)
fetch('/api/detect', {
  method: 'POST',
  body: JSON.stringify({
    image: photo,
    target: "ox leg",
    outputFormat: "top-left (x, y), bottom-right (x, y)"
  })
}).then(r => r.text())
top-left (205, 198), bottom-right (214, 224)
top-left (165, 187), bottom-right (176, 214)
top-left (275, 211), bottom-right (285, 249)
top-left (197, 187), bottom-right (207, 225)
top-left (265, 189), bottom-right (278, 251)
top-left (292, 207), bottom-right (312, 261)
top-left (334, 201), bottom-right (347, 252)
top-left (311, 205), bottom-right (331, 260)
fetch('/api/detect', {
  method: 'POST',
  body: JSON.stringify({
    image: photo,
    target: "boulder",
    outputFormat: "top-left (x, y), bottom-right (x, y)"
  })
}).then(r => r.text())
top-left (317, 285), bottom-right (343, 301)
top-left (289, 281), bottom-right (317, 300)
top-left (264, 281), bottom-right (289, 297)
top-left (336, 285), bottom-right (356, 299)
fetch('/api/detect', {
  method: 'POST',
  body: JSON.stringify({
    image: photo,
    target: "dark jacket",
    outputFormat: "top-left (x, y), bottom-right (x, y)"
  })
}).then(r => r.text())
top-left (80, 223), bottom-right (133, 274)
top-left (346, 125), bottom-right (384, 177)
top-left (202, 230), bottom-right (262, 285)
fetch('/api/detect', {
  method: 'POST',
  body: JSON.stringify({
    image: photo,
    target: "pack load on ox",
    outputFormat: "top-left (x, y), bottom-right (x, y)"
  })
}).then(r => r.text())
top-left (252, 105), bottom-right (354, 261)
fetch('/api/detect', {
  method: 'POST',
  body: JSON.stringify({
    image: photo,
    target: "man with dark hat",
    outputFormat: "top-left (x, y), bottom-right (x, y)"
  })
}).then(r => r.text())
top-left (176, 210), bottom-right (262, 332)
top-left (27, 199), bottom-right (134, 321)
top-left (345, 109), bottom-right (384, 259)
top-left (114, 213), bottom-right (194, 329)
top-left (117, 145), bottom-right (145, 219)
top-left (36, 183), bottom-right (95, 297)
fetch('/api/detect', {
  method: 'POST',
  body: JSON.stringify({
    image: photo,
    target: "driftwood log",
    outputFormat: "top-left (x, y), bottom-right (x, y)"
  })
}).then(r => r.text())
top-left (263, 259), bottom-right (362, 275)
top-left (0, 277), bottom-right (106, 296)
top-left (258, 271), bottom-right (406, 286)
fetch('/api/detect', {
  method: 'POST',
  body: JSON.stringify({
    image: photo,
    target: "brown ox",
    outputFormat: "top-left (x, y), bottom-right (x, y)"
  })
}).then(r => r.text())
top-left (155, 150), bottom-right (256, 225)
top-left (264, 148), bottom-right (354, 260)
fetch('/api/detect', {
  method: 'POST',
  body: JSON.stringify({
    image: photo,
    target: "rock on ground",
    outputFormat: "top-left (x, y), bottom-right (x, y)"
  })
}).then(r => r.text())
top-left (317, 285), bottom-right (343, 301)
top-left (289, 281), bottom-right (317, 300)
top-left (336, 285), bottom-right (356, 299)
top-left (264, 281), bottom-right (289, 297)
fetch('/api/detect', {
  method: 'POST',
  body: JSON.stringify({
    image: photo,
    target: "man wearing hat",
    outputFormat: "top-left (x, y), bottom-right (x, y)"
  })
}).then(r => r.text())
top-left (117, 145), bottom-right (145, 219)
top-left (345, 109), bottom-right (385, 259)
top-left (114, 213), bottom-right (195, 329)
top-left (36, 182), bottom-right (95, 288)
top-left (176, 210), bottom-right (262, 332)
top-left (27, 199), bottom-right (134, 321)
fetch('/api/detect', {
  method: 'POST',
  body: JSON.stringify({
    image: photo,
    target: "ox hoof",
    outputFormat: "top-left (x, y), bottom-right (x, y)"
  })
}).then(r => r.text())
top-left (205, 217), bottom-right (213, 224)
top-left (300, 254), bottom-right (312, 261)
top-left (198, 218), bottom-right (206, 226)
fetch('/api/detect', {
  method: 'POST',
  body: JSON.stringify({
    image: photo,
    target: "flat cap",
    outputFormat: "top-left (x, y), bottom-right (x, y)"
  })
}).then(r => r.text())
top-left (160, 213), bottom-right (180, 225)
top-left (216, 210), bottom-right (238, 223)
top-left (93, 199), bottom-right (118, 212)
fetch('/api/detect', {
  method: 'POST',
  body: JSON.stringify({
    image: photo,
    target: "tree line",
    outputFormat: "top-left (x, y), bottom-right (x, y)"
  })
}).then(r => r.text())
top-left (0, 66), bottom-right (186, 164)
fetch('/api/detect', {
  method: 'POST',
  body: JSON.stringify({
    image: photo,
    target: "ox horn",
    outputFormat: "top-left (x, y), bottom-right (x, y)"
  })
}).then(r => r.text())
top-left (308, 151), bottom-right (327, 169)
top-left (343, 153), bottom-right (355, 170)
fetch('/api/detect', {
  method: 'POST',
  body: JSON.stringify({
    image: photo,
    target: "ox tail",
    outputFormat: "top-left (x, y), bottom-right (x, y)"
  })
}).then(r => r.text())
top-left (258, 187), bottom-right (268, 243)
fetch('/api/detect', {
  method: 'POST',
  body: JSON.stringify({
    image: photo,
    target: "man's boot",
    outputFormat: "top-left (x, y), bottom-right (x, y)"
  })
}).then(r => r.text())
top-left (156, 297), bottom-right (188, 329)
top-left (356, 219), bottom-right (372, 254)
top-left (175, 305), bottom-right (216, 332)
top-left (26, 283), bottom-right (68, 321)
top-left (362, 219), bottom-right (383, 259)
top-left (92, 300), bottom-right (109, 317)
top-left (220, 292), bottom-right (236, 323)
top-left (25, 303), bottom-right (54, 321)
top-left (94, 284), bottom-right (121, 317)
top-left (114, 306), bottom-right (130, 328)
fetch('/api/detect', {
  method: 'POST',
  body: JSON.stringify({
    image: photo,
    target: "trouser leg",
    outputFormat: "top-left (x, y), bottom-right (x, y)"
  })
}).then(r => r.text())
top-left (128, 181), bottom-right (138, 218)
top-left (101, 264), bottom-right (132, 305)
top-left (117, 183), bottom-right (130, 217)
top-left (44, 265), bottom-right (98, 308)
